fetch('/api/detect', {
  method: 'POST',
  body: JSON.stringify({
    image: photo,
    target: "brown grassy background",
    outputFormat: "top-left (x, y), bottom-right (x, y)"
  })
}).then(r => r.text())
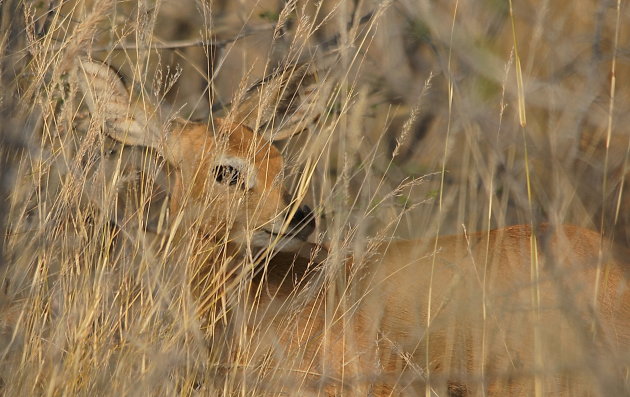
top-left (0, 0), bottom-right (628, 395)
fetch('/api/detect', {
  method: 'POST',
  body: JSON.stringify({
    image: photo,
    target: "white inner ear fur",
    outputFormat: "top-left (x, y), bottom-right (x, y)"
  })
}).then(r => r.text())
top-left (213, 155), bottom-right (257, 190)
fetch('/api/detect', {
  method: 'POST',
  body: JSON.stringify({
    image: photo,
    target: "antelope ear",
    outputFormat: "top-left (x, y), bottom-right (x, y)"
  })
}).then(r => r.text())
top-left (229, 63), bottom-right (327, 142)
top-left (76, 58), bottom-right (163, 150)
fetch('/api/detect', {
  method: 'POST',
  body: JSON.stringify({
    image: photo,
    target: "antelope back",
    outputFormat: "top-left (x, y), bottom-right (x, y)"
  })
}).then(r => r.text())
top-left (226, 225), bottom-right (629, 396)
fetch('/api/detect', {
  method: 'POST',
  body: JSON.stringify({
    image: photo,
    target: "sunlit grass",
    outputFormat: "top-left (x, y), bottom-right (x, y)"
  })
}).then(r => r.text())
top-left (0, 0), bottom-right (628, 395)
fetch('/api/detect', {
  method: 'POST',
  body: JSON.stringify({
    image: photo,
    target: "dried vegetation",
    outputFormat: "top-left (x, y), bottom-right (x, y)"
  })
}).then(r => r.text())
top-left (0, 0), bottom-right (628, 395)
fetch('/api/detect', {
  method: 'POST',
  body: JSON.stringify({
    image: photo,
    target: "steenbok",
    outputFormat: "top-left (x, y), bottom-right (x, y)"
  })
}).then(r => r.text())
top-left (77, 59), bottom-right (629, 396)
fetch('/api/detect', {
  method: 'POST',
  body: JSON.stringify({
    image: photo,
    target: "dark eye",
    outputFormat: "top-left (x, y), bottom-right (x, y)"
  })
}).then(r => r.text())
top-left (213, 165), bottom-right (242, 187)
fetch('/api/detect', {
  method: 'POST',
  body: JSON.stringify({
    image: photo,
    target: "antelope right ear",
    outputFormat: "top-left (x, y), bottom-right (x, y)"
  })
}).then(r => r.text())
top-left (229, 63), bottom-right (326, 142)
top-left (76, 58), bottom-right (164, 151)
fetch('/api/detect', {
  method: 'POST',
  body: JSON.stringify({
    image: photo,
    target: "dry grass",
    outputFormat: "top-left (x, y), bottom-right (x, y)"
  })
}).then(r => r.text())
top-left (0, 0), bottom-right (629, 395)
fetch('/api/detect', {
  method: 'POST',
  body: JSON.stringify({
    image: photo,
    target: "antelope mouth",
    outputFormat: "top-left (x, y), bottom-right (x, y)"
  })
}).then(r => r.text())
top-left (260, 203), bottom-right (316, 243)
top-left (261, 226), bottom-right (312, 242)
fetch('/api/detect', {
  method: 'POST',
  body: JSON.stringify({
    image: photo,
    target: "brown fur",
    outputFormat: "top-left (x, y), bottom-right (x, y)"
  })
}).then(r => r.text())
top-left (77, 58), bottom-right (629, 396)
top-left (242, 225), bottom-right (629, 396)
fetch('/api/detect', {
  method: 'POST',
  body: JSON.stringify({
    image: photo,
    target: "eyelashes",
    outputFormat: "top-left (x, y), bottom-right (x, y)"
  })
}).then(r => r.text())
top-left (211, 157), bottom-right (260, 190)
top-left (213, 164), bottom-right (244, 188)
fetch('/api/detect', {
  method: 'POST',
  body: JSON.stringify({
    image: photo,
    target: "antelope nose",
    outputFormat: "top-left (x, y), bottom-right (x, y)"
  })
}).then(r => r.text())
top-left (290, 205), bottom-right (316, 240)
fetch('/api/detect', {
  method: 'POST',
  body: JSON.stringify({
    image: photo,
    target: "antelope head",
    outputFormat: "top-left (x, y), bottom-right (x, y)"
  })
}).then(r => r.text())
top-left (76, 58), bottom-right (319, 253)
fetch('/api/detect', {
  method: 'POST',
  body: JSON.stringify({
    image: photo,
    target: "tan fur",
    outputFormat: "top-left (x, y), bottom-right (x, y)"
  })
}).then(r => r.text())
top-left (242, 225), bottom-right (629, 396)
top-left (77, 59), bottom-right (629, 396)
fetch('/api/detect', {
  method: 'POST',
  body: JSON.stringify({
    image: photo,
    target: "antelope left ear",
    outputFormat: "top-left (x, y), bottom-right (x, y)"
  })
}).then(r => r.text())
top-left (228, 63), bottom-right (328, 142)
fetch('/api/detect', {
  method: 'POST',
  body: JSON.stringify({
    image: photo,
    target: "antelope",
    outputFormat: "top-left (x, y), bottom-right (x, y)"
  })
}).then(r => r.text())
top-left (77, 58), bottom-right (629, 396)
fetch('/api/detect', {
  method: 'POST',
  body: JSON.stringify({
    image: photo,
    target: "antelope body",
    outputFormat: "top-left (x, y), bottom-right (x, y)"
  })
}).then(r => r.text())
top-left (77, 59), bottom-right (629, 396)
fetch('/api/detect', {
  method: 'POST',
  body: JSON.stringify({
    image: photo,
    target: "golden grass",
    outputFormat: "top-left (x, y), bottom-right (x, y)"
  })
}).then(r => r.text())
top-left (0, 0), bottom-right (628, 395)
